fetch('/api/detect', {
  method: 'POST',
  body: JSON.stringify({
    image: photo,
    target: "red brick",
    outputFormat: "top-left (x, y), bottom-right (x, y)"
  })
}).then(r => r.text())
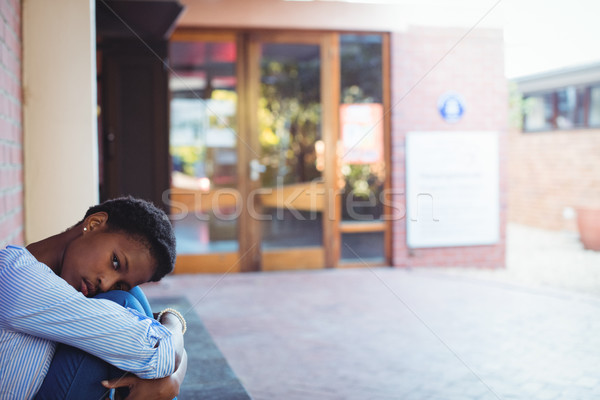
top-left (13, 228), bottom-right (23, 246)
top-left (5, 28), bottom-right (16, 56)
top-left (12, 145), bottom-right (21, 165)
top-left (0, 221), bottom-right (9, 243)
top-left (10, 209), bottom-right (22, 232)
top-left (0, 94), bottom-right (7, 116)
top-left (390, 26), bottom-right (507, 269)
top-left (509, 127), bottom-right (600, 230)
top-left (0, 143), bottom-right (6, 163)
top-left (0, 0), bottom-right (21, 241)
top-left (8, 167), bottom-right (15, 188)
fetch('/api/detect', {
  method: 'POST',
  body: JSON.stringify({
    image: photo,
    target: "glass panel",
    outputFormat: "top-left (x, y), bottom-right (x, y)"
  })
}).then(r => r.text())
top-left (341, 232), bottom-right (385, 261)
top-left (589, 86), bottom-right (600, 127)
top-left (340, 34), bottom-right (383, 103)
top-left (339, 34), bottom-right (385, 223)
top-left (258, 43), bottom-right (323, 249)
top-left (168, 40), bottom-right (239, 255)
top-left (575, 87), bottom-right (586, 126)
top-left (523, 93), bottom-right (554, 131)
top-left (556, 86), bottom-right (585, 129)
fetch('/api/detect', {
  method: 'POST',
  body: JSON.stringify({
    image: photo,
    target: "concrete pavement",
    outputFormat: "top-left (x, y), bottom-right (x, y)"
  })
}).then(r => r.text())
top-left (143, 262), bottom-right (600, 399)
top-left (438, 223), bottom-right (600, 297)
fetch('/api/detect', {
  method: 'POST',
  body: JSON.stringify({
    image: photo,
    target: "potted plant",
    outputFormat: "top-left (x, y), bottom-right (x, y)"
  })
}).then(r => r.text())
top-left (577, 207), bottom-right (600, 251)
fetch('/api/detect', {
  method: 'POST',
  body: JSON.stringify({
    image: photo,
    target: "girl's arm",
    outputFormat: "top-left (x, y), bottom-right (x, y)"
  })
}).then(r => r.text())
top-left (102, 348), bottom-right (188, 400)
top-left (101, 314), bottom-right (188, 400)
top-left (0, 246), bottom-right (176, 380)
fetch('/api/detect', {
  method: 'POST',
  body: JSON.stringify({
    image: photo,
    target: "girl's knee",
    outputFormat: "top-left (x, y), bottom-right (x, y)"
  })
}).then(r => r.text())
top-left (94, 290), bottom-right (144, 314)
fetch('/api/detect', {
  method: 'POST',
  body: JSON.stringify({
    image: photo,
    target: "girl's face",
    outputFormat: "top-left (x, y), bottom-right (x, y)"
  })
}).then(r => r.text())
top-left (60, 213), bottom-right (157, 297)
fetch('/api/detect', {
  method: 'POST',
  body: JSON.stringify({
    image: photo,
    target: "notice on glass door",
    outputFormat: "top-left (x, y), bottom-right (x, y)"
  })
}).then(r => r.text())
top-left (405, 131), bottom-right (500, 248)
top-left (340, 103), bottom-right (384, 164)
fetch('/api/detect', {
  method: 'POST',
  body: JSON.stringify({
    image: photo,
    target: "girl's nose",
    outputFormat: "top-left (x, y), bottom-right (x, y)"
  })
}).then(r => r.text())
top-left (98, 271), bottom-right (119, 292)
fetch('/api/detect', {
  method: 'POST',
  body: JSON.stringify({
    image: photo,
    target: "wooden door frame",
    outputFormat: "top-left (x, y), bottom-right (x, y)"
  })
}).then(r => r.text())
top-left (169, 30), bottom-right (243, 274)
top-left (169, 28), bottom-right (391, 273)
top-left (334, 32), bottom-right (392, 269)
top-left (238, 31), bottom-right (261, 272)
top-left (321, 33), bottom-right (341, 268)
top-left (239, 30), bottom-right (340, 272)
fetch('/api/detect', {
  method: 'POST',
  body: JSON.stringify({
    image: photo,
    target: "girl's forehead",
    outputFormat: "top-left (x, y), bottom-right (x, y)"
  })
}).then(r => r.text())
top-left (109, 231), bottom-right (149, 250)
top-left (110, 232), bottom-right (156, 263)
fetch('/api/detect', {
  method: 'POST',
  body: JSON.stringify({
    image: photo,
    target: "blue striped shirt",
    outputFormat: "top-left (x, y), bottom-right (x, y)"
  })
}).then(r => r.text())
top-left (0, 246), bottom-right (176, 399)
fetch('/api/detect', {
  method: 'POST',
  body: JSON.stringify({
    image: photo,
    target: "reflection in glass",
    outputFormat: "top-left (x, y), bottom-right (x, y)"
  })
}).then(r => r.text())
top-left (340, 34), bottom-right (385, 223)
top-left (589, 86), bottom-right (600, 127)
top-left (341, 232), bottom-right (384, 261)
top-left (169, 40), bottom-right (239, 254)
top-left (259, 44), bottom-right (321, 188)
top-left (524, 93), bottom-right (554, 131)
top-left (556, 86), bottom-right (585, 129)
top-left (258, 43), bottom-right (323, 249)
top-left (339, 34), bottom-right (386, 262)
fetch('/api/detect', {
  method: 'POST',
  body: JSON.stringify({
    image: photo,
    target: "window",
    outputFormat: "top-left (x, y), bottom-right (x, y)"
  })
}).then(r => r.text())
top-left (556, 87), bottom-right (585, 128)
top-left (523, 84), bottom-right (598, 132)
top-left (589, 86), bottom-right (600, 127)
top-left (168, 38), bottom-right (240, 255)
top-left (339, 33), bottom-right (387, 263)
top-left (523, 93), bottom-right (553, 131)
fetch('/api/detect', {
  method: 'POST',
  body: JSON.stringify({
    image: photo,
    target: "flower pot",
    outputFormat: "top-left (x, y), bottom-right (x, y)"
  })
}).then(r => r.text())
top-left (576, 208), bottom-right (600, 251)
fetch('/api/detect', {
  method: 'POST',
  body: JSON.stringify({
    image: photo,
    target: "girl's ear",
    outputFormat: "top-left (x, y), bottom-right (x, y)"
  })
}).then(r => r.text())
top-left (83, 212), bottom-right (109, 233)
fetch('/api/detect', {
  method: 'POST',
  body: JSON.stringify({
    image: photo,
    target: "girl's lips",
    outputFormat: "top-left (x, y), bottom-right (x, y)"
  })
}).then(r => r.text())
top-left (81, 279), bottom-right (96, 297)
top-left (80, 279), bottom-right (88, 296)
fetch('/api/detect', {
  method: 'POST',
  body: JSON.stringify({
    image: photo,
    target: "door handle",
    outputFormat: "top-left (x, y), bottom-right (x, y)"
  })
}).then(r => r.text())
top-left (250, 159), bottom-right (266, 181)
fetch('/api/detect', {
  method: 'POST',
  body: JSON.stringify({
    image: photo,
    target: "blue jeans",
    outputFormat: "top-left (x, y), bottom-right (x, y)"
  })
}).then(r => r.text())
top-left (34, 287), bottom-right (159, 400)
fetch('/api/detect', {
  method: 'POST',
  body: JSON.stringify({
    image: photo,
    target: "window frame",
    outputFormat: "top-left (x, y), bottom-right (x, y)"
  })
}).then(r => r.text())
top-left (521, 82), bottom-right (600, 133)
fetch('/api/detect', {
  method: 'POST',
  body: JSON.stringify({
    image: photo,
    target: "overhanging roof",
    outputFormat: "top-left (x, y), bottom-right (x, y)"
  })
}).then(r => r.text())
top-left (513, 61), bottom-right (600, 93)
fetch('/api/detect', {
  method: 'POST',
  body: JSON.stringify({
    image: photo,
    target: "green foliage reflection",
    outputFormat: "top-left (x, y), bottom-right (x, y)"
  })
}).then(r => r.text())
top-left (258, 46), bottom-right (321, 187)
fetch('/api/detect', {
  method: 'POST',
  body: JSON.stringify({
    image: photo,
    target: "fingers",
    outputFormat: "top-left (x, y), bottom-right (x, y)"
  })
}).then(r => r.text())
top-left (101, 376), bottom-right (135, 389)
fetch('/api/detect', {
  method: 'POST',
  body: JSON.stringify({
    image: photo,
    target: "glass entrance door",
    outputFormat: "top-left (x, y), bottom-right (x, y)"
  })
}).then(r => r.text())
top-left (338, 34), bottom-right (390, 266)
top-left (168, 32), bottom-right (242, 273)
top-left (243, 32), bottom-right (340, 271)
top-left (167, 30), bottom-right (388, 273)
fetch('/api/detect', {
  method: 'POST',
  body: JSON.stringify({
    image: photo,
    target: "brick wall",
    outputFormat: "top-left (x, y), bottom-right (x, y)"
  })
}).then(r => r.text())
top-left (390, 26), bottom-right (508, 268)
top-left (0, 0), bottom-right (22, 247)
top-left (508, 127), bottom-right (600, 231)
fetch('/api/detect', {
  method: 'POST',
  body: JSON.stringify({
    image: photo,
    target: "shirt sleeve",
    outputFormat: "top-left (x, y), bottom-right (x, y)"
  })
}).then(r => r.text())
top-left (0, 246), bottom-right (175, 379)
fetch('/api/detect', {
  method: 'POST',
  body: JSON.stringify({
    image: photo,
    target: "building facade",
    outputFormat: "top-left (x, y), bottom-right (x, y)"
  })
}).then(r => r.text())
top-left (510, 62), bottom-right (600, 231)
top-left (3, 0), bottom-right (508, 271)
top-left (0, 0), bottom-right (22, 247)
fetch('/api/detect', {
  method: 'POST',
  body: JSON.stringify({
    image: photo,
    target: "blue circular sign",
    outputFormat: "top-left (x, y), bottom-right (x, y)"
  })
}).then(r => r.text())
top-left (437, 92), bottom-right (465, 123)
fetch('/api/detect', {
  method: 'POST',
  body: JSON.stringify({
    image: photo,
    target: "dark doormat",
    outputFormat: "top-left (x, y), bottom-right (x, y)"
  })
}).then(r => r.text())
top-left (148, 297), bottom-right (252, 400)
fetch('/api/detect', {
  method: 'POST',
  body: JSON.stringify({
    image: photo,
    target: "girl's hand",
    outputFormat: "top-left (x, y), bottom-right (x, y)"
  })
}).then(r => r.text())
top-left (102, 375), bottom-right (179, 400)
top-left (102, 317), bottom-right (187, 400)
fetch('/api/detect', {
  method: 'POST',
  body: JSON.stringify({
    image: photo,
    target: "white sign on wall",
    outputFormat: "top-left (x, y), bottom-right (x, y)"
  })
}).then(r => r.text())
top-left (406, 131), bottom-right (500, 248)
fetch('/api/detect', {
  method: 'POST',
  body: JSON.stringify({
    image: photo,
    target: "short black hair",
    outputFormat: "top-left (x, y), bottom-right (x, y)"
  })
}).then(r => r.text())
top-left (79, 196), bottom-right (176, 282)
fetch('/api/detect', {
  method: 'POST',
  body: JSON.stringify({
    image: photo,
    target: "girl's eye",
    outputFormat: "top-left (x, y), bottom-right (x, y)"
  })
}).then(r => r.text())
top-left (112, 254), bottom-right (120, 271)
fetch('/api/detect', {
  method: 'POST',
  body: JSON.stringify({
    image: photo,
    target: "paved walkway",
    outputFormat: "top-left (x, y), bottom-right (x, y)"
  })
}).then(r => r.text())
top-left (142, 226), bottom-right (600, 399)
top-left (438, 223), bottom-right (600, 298)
